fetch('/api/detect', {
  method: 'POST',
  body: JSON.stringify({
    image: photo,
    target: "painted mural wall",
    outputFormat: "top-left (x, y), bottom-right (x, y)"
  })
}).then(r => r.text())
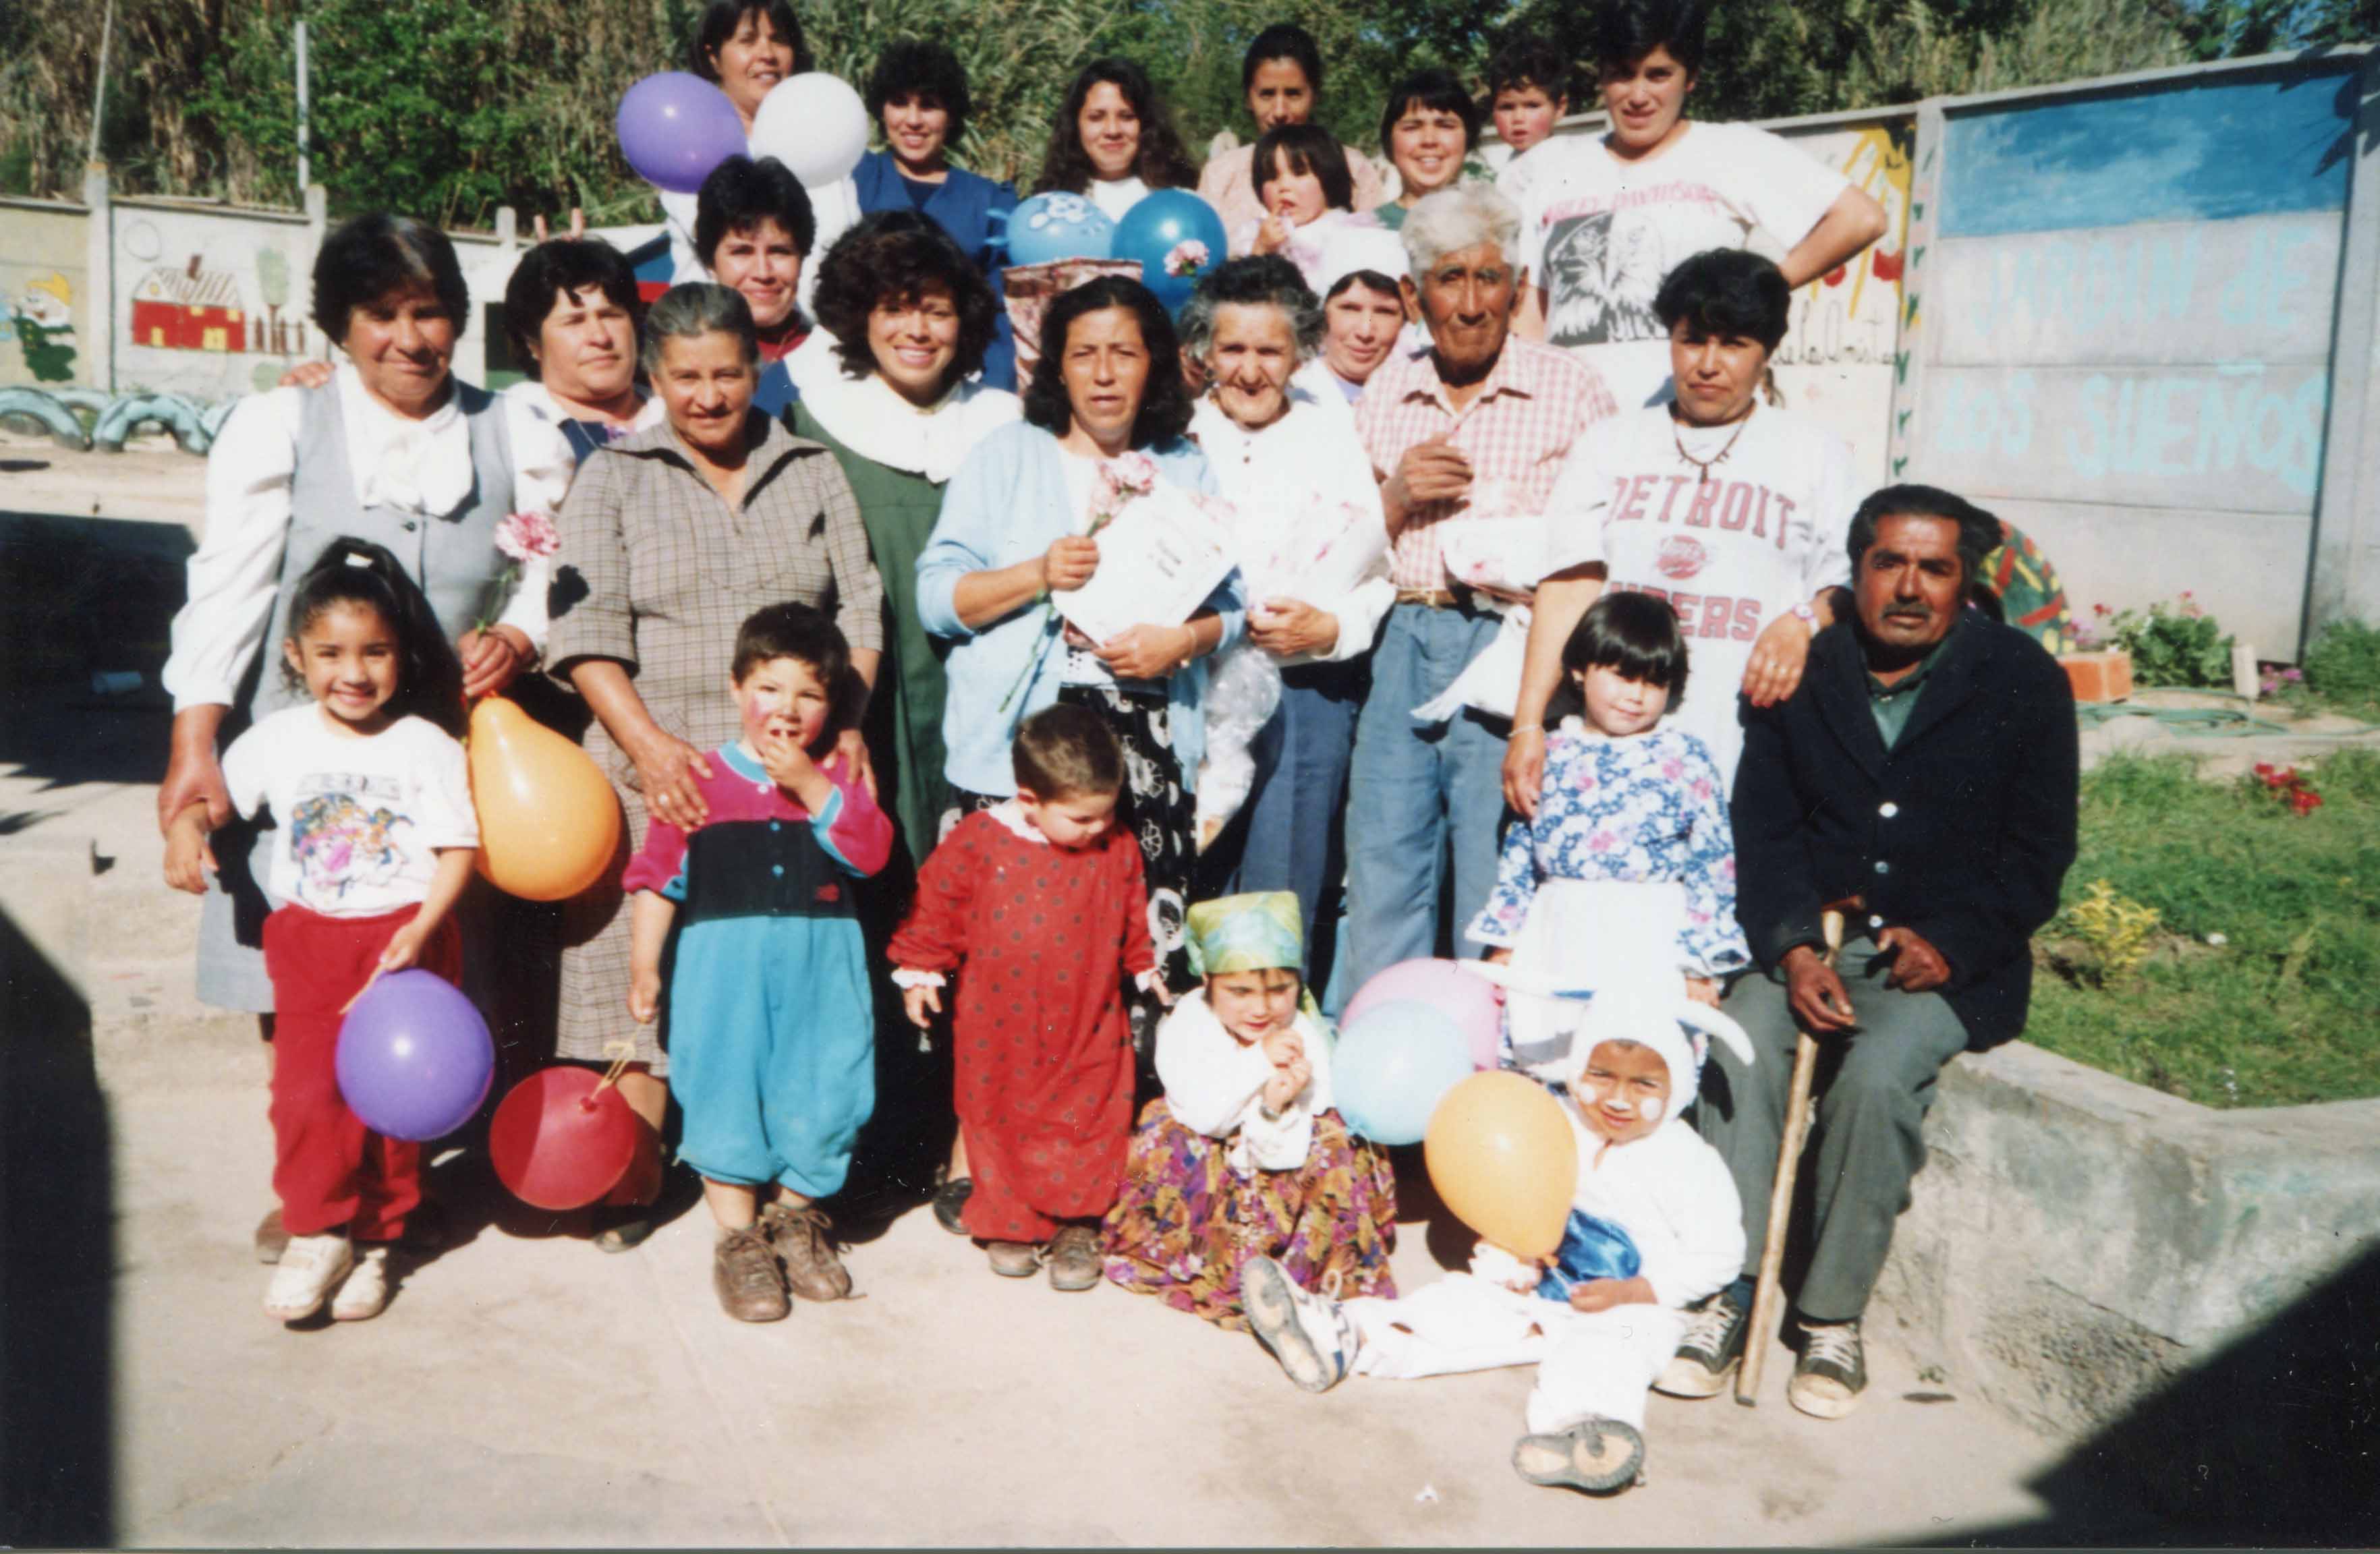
top-left (1769, 116), bottom-right (1915, 494)
top-left (0, 200), bottom-right (94, 391)
top-left (109, 200), bottom-right (323, 399)
top-left (1909, 61), bottom-right (2360, 652)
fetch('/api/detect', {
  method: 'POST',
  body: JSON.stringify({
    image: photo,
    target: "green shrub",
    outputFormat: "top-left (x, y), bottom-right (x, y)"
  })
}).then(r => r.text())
top-left (2098, 594), bottom-right (2235, 687)
top-left (2302, 618), bottom-right (2380, 718)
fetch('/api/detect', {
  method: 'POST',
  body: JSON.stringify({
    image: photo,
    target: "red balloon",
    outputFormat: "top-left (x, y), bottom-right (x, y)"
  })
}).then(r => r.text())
top-left (488, 1068), bottom-right (640, 1211)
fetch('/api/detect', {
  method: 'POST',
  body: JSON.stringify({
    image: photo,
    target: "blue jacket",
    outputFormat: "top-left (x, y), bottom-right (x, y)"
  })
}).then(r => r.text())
top-left (916, 421), bottom-right (1244, 798)
top-left (854, 150), bottom-right (1021, 391)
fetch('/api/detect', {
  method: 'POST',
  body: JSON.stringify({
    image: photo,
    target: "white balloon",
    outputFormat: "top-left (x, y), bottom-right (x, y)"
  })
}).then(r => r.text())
top-left (749, 72), bottom-right (870, 188)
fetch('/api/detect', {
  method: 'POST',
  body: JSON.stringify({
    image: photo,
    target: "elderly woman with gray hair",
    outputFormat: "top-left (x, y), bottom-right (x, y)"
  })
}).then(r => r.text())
top-left (544, 281), bottom-right (884, 1253)
top-left (1179, 257), bottom-right (1391, 978)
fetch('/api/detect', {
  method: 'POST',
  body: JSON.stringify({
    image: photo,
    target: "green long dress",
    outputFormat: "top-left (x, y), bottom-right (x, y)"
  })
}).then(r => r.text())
top-left (789, 401), bottom-right (954, 868)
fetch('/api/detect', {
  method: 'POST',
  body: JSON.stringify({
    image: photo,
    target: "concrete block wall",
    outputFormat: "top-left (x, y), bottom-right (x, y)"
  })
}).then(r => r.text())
top-left (1870, 1040), bottom-right (2380, 1437)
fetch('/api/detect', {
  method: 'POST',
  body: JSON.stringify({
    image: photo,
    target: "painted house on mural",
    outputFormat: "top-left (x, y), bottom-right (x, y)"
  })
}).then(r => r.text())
top-left (131, 258), bottom-right (246, 352)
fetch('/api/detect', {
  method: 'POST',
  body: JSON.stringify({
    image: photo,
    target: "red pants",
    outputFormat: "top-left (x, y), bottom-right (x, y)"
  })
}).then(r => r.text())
top-left (262, 904), bottom-right (461, 1241)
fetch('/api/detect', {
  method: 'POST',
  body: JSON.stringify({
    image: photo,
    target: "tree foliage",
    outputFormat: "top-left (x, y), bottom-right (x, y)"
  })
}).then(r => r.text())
top-left (0, 0), bottom-right (2370, 227)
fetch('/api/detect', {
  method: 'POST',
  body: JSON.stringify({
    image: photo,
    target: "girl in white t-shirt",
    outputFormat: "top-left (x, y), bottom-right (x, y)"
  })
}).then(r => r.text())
top-left (165, 540), bottom-right (480, 1327)
top-left (1518, 0), bottom-right (1887, 409)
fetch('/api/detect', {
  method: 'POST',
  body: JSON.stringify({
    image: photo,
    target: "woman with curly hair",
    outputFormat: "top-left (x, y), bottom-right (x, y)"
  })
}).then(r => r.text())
top-left (1031, 57), bottom-right (1203, 225)
top-left (916, 273), bottom-right (1245, 1025)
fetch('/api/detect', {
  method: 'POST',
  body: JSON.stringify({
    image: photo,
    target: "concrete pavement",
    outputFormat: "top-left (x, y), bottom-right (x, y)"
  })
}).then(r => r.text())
top-left (7, 739), bottom-right (2097, 1547)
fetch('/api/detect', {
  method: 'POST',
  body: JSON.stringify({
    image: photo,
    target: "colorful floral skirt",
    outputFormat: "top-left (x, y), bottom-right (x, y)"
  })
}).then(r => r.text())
top-left (1099, 1098), bottom-right (1398, 1329)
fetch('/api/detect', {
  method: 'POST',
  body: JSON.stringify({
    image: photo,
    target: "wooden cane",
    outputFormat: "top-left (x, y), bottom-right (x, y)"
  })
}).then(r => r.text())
top-left (1736, 908), bottom-right (1845, 1406)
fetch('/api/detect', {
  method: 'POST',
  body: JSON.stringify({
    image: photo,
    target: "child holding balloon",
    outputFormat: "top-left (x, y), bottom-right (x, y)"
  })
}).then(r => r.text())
top-left (163, 540), bottom-right (478, 1326)
top-left (1471, 592), bottom-right (1749, 1078)
top-left (1241, 985), bottom-right (1751, 1497)
top-left (623, 603), bottom-right (893, 1324)
top-left (1099, 892), bottom-right (1398, 1327)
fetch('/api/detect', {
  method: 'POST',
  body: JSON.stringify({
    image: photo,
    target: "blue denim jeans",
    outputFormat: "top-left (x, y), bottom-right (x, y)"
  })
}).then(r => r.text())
top-left (1342, 602), bottom-right (1510, 997)
top-left (1226, 660), bottom-right (1363, 983)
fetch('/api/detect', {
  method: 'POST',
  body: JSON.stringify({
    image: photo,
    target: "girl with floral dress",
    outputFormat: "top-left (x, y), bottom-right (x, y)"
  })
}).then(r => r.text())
top-left (1469, 592), bottom-right (1750, 1078)
top-left (1101, 892), bottom-right (1397, 1328)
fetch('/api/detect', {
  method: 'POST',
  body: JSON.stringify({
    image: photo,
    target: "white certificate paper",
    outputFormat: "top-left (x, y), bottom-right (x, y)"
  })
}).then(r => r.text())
top-left (1054, 485), bottom-right (1237, 643)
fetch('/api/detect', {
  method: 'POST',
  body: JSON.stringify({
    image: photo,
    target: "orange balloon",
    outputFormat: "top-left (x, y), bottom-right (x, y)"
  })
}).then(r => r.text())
top-left (468, 695), bottom-right (623, 900)
top-left (1423, 1070), bottom-right (1578, 1260)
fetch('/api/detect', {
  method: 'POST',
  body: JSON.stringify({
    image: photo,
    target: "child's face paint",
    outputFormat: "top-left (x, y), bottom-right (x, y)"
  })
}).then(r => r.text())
top-left (1016, 785), bottom-right (1118, 851)
top-left (1576, 1038), bottom-right (1672, 1146)
top-left (1207, 967), bottom-right (1302, 1042)
top-left (285, 600), bottom-right (401, 732)
top-left (733, 655), bottom-right (832, 753)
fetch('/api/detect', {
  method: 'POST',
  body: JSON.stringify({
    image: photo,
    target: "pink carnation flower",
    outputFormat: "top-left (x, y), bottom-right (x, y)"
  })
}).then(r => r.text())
top-left (495, 509), bottom-right (561, 564)
top-left (1164, 239), bottom-right (1210, 278)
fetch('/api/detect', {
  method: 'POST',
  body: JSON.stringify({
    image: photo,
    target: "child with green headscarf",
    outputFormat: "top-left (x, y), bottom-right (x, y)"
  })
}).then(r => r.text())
top-left (1099, 891), bottom-right (1400, 1327)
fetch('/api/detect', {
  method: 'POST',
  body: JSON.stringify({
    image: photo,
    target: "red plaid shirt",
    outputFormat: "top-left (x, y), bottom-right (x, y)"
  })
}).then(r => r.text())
top-left (1355, 335), bottom-right (1617, 590)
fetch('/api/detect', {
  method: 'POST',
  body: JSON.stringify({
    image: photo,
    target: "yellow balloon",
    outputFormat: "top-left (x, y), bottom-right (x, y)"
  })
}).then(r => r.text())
top-left (468, 696), bottom-right (623, 901)
top-left (1423, 1071), bottom-right (1577, 1260)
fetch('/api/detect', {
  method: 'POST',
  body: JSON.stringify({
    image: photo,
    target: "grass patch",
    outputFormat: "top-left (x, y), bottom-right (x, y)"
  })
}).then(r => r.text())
top-left (2024, 750), bottom-right (2380, 1108)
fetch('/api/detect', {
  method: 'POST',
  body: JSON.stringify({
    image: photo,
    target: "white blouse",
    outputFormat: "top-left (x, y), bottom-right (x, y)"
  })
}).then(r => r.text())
top-left (784, 332), bottom-right (1019, 482)
top-left (163, 364), bottom-right (576, 712)
top-left (1154, 989), bottom-right (1334, 1172)
top-left (1087, 176), bottom-right (1151, 225)
top-left (1190, 392), bottom-right (1394, 666)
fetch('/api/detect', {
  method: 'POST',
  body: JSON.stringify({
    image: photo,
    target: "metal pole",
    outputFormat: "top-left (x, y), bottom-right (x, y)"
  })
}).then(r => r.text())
top-left (87, 0), bottom-right (115, 164)
top-left (295, 13), bottom-right (312, 194)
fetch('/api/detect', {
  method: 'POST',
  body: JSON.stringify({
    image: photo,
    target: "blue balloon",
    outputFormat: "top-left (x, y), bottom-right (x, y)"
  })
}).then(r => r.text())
top-left (337, 969), bottom-right (495, 1143)
top-left (1110, 189), bottom-right (1228, 312)
top-left (1334, 999), bottom-right (1473, 1146)
top-left (1004, 192), bottom-right (1116, 266)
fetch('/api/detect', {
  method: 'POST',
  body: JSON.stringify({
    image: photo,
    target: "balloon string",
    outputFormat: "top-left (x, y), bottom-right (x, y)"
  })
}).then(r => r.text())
top-left (591, 1056), bottom-right (633, 1096)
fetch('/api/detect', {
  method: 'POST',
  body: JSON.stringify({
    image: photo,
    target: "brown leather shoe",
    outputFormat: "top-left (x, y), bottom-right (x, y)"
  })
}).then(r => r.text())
top-left (1047, 1224), bottom-right (1103, 1292)
top-left (712, 1228), bottom-right (789, 1322)
top-left (761, 1203), bottom-right (852, 1302)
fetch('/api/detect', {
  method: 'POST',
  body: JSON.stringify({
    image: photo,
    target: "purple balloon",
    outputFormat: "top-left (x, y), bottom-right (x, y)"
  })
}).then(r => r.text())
top-left (617, 72), bottom-right (747, 195)
top-left (336, 970), bottom-right (494, 1143)
top-left (1343, 958), bottom-right (1504, 1069)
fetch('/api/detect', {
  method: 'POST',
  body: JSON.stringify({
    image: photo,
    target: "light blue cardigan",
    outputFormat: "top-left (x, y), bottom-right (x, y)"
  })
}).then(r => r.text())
top-left (917, 420), bottom-right (1245, 798)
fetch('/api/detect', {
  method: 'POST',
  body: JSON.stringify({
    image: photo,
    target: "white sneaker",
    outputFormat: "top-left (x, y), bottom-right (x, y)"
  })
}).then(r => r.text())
top-left (330, 1244), bottom-right (393, 1321)
top-left (264, 1232), bottom-right (353, 1323)
top-left (1242, 1255), bottom-right (1355, 1393)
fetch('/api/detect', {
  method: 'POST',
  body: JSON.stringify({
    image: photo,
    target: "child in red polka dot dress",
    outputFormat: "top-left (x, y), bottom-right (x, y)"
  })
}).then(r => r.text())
top-left (889, 704), bottom-right (1167, 1290)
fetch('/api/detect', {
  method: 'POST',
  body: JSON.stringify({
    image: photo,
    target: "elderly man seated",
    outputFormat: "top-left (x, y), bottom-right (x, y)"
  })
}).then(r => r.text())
top-left (1670, 484), bottom-right (2078, 1419)
top-left (1340, 184), bottom-right (1617, 998)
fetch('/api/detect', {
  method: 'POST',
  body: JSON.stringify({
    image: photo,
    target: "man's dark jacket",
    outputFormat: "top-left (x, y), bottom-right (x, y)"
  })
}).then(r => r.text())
top-left (1730, 608), bottom-right (2079, 1049)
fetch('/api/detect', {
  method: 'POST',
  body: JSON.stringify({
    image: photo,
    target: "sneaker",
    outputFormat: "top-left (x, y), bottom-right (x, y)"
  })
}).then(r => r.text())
top-left (1046, 1224), bottom-right (1103, 1292)
top-left (330, 1244), bottom-right (394, 1321)
top-left (1242, 1255), bottom-right (1355, 1393)
top-left (264, 1232), bottom-right (353, 1323)
top-left (986, 1240), bottom-right (1040, 1277)
top-left (932, 1176), bottom-right (973, 1236)
top-left (1512, 1416), bottom-right (1646, 1495)
top-left (254, 1205), bottom-right (289, 1265)
top-left (761, 1203), bottom-right (852, 1302)
top-left (713, 1227), bottom-right (790, 1323)
top-left (1656, 1289), bottom-right (1748, 1398)
top-left (1789, 1319), bottom-right (1868, 1419)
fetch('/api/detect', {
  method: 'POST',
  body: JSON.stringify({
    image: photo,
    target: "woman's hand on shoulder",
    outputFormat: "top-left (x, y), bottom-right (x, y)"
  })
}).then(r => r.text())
top-left (1741, 610), bottom-right (1815, 708)
top-left (632, 732), bottom-right (714, 828)
top-left (820, 727), bottom-right (878, 800)
top-left (275, 360), bottom-right (335, 391)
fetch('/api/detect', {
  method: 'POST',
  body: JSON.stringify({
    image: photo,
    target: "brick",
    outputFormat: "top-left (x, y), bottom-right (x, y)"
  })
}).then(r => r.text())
top-left (2060, 650), bottom-right (2134, 703)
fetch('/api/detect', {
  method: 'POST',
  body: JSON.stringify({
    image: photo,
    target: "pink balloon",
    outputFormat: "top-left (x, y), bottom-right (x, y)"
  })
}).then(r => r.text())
top-left (1342, 958), bottom-right (1503, 1070)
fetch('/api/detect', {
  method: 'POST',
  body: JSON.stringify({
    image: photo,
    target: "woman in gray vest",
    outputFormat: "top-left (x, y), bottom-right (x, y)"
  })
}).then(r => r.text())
top-left (545, 282), bottom-right (884, 1257)
top-left (159, 214), bottom-right (576, 1250)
